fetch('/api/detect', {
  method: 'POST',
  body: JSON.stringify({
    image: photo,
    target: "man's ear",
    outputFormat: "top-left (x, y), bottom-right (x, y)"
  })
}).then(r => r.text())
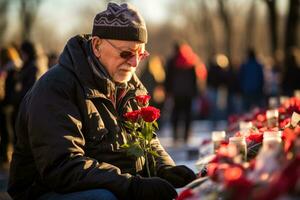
top-left (91, 37), bottom-right (102, 58)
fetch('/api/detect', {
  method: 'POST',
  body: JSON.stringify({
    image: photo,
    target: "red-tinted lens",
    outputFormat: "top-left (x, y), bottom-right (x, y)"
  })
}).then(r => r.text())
top-left (120, 50), bottom-right (150, 60)
top-left (120, 51), bottom-right (134, 59)
top-left (139, 51), bottom-right (150, 60)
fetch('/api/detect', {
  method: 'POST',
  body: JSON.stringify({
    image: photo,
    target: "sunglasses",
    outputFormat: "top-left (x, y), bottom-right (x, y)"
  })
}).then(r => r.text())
top-left (105, 39), bottom-right (149, 60)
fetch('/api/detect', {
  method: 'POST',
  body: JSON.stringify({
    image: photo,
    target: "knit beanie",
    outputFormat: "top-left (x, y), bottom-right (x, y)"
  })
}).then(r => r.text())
top-left (92, 2), bottom-right (147, 43)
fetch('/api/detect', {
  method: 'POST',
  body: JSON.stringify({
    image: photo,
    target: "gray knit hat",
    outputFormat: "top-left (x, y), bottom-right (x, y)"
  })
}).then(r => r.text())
top-left (92, 2), bottom-right (147, 43)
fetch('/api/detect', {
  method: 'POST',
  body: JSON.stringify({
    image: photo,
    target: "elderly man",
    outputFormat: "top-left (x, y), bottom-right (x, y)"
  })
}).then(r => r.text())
top-left (8, 2), bottom-right (196, 200)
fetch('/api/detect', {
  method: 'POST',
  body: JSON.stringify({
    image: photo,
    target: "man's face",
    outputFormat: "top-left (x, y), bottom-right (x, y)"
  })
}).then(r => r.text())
top-left (92, 37), bottom-right (148, 83)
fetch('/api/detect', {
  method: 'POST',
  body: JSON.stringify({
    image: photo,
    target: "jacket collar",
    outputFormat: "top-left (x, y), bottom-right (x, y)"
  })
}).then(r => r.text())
top-left (58, 34), bottom-right (147, 99)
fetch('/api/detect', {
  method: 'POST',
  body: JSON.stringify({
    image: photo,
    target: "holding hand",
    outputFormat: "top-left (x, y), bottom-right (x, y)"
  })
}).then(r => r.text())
top-left (158, 165), bottom-right (197, 188)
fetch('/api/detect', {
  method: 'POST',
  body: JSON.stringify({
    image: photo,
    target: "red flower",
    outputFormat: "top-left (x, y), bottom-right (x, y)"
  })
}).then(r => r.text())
top-left (224, 166), bottom-right (253, 200)
top-left (226, 177), bottom-right (253, 200)
top-left (279, 118), bottom-right (290, 129)
top-left (220, 140), bottom-right (229, 145)
top-left (258, 126), bottom-right (268, 132)
top-left (176, 188), bottom-right (193, 200)
top-left (224, 166), bottom-right (243, 182)
top-left (217, 144), bottom-right (236, 159)
top-left (228, 114), bottom-right (240, 124)
top-left (140, 106), bottom-right (160, 122)
top-left (123, 110), bottom-right (140, 123)
top-left (282, 127), bottom-right (297, 152)
top-left (246, 132), bottom-right (263, 143)
top-left (135, 95), bottom-right (151, 107)
top-left (256, 114), bottom-right (266, 123)
top-left (200, 139), bottom-right (211, 145)
top-left (235, 131), bottom-right (243, 137)
top-left (207, 163), bottom-right (220, 181)
top-left (278, 106), bottom-right (286, 115)
top-left (284, 97), bottom-right (300, 114)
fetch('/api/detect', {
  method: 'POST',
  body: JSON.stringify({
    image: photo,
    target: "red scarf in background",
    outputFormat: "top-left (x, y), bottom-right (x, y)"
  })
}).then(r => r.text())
top-left (175, 44), bottom-right (207, 81)
top-left (175, 44), bottom-right (198, 69)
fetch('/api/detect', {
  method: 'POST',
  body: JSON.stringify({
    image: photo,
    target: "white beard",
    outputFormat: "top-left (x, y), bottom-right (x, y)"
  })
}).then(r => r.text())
top-left (113, 70), bottom-right (134, 83)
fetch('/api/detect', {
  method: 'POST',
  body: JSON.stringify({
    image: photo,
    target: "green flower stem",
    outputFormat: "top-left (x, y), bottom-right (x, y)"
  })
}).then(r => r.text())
top-left (150, 146), bottom-right (157, 176)
top-left (144, 140), bottom-right (151, 177)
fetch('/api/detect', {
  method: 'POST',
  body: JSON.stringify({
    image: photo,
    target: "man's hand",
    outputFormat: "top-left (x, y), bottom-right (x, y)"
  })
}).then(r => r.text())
top-left (129, 176), bottom-right (177, 200)
top-left (158, 165), bottom-right (197, 188)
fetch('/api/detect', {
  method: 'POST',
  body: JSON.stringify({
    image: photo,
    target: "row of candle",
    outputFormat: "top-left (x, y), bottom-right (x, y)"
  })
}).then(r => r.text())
top-left (211, 129), bottom-right (282, 161)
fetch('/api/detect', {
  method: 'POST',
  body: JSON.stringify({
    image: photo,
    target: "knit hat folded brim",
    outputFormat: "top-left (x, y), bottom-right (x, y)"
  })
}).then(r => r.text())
top-left (92, 26), bottom-right (147, 43)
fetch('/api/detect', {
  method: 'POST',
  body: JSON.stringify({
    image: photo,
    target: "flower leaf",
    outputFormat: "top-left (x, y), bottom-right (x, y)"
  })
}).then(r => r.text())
top-left (148, 149), bottom-right (159, 157)
top-left (123, 142), bottom-right (144, 157)
top-left (153, 121), bottom-right (159, 130)
top-left (137, 131), bottom-right (146, 140)
top-left (123, 121), bottom-right (134, 130)
top-left (120, 143), bottom-right (129, 148)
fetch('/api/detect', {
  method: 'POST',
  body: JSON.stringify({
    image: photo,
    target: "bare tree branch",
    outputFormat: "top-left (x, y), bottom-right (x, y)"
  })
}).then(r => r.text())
top-left (0, 0), bottom-right (9, 43)
top-left (285, 0), bottom-right (299, 52)
top-left (265, 0), bottom-right (278, 55)
top-left (201, 0), bottom-right (216, 58)
top-left (217, 0), bottom-right (231, 59)
top-left (20, 0), bottom-right (44, 40)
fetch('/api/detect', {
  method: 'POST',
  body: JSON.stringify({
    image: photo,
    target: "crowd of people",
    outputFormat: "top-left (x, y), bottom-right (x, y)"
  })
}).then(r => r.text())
top-left (141, 47), bottom-right (300, 146)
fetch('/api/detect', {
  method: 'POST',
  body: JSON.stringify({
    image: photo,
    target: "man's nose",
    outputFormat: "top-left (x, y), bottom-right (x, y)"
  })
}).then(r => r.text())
top-left (127, 54), bottom-right (139, 67)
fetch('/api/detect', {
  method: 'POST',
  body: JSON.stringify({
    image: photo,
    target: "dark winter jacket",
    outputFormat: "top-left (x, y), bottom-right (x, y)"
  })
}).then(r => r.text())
top-left (13, 60), bottom-right (38, 106)
top-left (239, 58), bottom-right (264, 94)
top-left (8, 35), bottom-right (175, 200)
top-left (165, 45), bottom-right (198, 97)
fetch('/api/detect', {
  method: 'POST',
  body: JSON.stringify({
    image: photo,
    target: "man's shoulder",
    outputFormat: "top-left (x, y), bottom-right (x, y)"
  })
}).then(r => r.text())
top-left (41, 65), bottom-right (76, 83)
top-left (33, 64), bottom-right (79, 93)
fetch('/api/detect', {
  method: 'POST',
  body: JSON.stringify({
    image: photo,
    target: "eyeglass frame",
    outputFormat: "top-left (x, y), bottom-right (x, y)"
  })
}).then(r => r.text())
top-left (104, 39), bottom-right (149, 61)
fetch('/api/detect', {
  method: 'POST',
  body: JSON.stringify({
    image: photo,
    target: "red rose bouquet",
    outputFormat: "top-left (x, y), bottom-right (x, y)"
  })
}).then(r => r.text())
top-left (121, 95), bottom-right (160, 177)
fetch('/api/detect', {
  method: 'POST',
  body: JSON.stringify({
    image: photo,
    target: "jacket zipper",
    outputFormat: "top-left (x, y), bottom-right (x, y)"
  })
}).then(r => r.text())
top-left (116, 89), bottom-right (135, 115)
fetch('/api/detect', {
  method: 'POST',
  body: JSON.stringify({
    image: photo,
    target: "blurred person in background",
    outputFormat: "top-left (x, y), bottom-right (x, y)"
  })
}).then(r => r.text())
top-left (224, 58), bottom-right (242, 117)
top-left (0, 46), bottom-right (22, 166)
top-left (8, 2), bottom-right (196, 200)
top-left (47, 52), bottom-right (58, 69)
top-left (10, 40), bottom-right (39, 140)
top-left (281, 48), bottom-right (300, 96)
top-left (239, 49), bottom-right (264, 112)
top-left (207, 54), bottom-right (230, 123)
top-left (165, 42), bottom-right (199, 145)
top-left (263, 56), bottom-right (280, 105)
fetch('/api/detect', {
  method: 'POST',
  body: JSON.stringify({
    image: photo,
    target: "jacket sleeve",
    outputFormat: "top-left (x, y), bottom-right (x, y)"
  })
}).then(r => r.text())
top-left (26, 78), bottom-right (131, 199)
top-left (150, 136), bottom-right (176, 171)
